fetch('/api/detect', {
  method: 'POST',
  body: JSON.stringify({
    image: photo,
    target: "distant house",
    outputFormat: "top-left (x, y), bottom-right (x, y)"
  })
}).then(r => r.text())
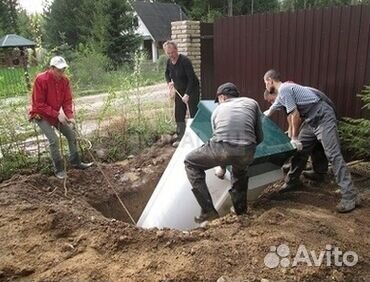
top-left (0, 34), bottom-right (36, 67)
top-left (133, 1), bottom-right (187, 62)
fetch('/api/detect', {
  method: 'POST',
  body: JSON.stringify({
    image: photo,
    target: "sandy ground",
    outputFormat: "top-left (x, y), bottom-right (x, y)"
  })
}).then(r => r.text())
top-left (0, 138), bottom-right (369, 281)
top-left (74, 83), bottom-right (169, 135)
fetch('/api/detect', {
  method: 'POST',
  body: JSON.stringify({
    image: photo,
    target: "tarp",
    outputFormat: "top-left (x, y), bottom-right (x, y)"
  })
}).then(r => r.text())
top-left (137, 100), bottom-right (295, 230)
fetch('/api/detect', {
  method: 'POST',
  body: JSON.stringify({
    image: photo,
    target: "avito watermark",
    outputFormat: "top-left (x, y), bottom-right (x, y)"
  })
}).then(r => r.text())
top-left (264, 244), bottom-right (358, 268)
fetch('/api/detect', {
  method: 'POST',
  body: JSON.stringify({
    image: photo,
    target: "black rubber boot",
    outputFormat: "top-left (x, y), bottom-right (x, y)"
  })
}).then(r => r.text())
top-left (302, 170), bottom-right (325, 182)
top-left (280, 179), bottom-right (303, 193)
top-left (70, 153), bottom-right (93, 170)
top-left (191, 188), bottom-right (219, 223)
top-left (229, 188), bottom-right (247, 215)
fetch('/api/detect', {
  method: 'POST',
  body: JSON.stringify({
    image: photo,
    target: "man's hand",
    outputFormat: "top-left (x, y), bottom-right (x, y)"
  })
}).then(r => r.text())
top-left (58, 113), bottom-right (67, 124)
top-left (67, 118), bottom-right (76, 125)
top-left (182, 94), bottom-right (189, 104)
top-left (263, 109), bottom-right (271, 116)
top-left (167, 81), bottom-right (174, 90)
top-left (290, 138), bottom-right (303, 151)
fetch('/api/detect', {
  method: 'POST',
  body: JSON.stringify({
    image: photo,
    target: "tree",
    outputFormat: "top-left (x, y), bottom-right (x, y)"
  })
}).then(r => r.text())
top-left (43, 0), bottom-right (88, 48)
top-left (43, 0), bottom-right (140, 66)
top-left (102, 0), bottom-right (140, 67)
top-left (157, 0), bottom-right (279, 22)
top-left (0, 0), bottom-right (19, 34)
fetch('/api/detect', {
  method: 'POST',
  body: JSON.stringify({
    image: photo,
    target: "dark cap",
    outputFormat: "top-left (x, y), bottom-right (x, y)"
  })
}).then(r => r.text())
top-left (215, 82), bottom-right (240, 103)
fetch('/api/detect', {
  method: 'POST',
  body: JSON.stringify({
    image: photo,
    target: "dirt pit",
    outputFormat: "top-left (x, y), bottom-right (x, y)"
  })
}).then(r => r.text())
top-left (0, 141), bottom-right (369, 281)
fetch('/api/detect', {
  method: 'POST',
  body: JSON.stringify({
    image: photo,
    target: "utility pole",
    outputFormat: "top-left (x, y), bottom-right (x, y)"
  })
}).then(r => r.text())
top-left (251, 0), bottom-right (254, 15)
top-left (227, 0), bottom-right (233, 16)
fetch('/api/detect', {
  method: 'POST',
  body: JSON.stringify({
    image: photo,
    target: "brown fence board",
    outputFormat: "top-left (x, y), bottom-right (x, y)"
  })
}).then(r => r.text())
top-left (201, 4), bottom-right (369, 123)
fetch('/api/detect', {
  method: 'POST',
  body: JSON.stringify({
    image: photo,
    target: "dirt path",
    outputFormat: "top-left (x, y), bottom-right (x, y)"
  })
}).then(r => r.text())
top-left (0, 140), bottom-right (369, 281)
top-left (74, 83), bottom-right (169, 135)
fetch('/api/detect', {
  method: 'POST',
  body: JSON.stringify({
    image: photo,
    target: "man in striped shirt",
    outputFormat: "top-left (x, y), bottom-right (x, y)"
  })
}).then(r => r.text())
top-left (263, 89), bottom-right (328, 182)
top-left (263, 69), bottom-right (359, 213)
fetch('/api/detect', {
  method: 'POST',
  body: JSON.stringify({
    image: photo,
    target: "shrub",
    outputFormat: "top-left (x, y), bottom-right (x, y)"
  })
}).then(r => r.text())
top-left (338, 85), bottom-right (370, 160)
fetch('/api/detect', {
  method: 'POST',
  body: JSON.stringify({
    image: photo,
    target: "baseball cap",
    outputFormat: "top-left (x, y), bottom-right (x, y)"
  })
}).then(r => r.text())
top-left (50, 56), bottom-right (68, 70)
top-left (215, 82), bottom-right (240, 103)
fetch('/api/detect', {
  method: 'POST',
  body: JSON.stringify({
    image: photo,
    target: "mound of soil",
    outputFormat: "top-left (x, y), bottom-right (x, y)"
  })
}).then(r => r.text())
top-left (0, 142), bottom-right (369, 282)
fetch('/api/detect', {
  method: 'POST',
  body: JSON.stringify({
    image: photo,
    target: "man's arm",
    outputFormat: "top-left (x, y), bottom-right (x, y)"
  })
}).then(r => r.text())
top-left (288, 109), bottom-right (302, 139)
top-left (32, 78), bottom-right (59, 118)
top-left (62, 79), bottom-right (74, 120)
top-left (255, 105), bottom-right (264, 145)
top-left (183, 57), bottom-right (197, 97)
top-left (164, 60), bottom-right (171, 83)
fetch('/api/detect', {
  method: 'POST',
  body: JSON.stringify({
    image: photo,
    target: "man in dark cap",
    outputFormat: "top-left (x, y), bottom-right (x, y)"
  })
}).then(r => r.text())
top-left (184, 82), bottom-right (264, 223)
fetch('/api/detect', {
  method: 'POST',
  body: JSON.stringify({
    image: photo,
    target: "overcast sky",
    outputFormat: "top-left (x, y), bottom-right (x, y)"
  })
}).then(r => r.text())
top-left (19, 0), bottom-right (47, 14)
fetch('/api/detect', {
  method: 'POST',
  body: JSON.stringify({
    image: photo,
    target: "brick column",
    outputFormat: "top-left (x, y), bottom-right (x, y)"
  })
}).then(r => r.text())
top-left (171, 21), bottom-right (201, 80)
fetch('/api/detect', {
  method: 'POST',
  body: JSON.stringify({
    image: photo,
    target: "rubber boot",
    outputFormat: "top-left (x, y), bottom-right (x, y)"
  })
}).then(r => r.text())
top-left (54, 159), bottom-right (66, 179)
top-left (70, 153), bottom-right (93, 170)
top-left (229, 188), bottom-right (247, 215)
top-left (302, 170), bottom-right (325, 182)
top-left (191, 188), bottom-right (219, 223)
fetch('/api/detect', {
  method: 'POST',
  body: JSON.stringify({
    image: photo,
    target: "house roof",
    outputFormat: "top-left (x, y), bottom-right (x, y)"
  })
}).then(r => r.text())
top-left (0, 34), bottom-right (36, 48)
top-left (133, 1), bottom-right (187, 42)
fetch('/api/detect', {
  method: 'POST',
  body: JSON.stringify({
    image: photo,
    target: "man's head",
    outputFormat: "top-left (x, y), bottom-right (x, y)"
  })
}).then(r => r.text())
top-left (215, 82), bottom-right (240, 103)
top-left (264, 69), bottom-right (281, 94)
top-left (163, 40), bottom-right (179, 61)
top-left (50, 56), bottom-right (68, 78)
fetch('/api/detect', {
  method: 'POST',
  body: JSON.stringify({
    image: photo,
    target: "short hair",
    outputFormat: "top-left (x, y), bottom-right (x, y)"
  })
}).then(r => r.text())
top-left (264, 69), bottom-right (281, 81)
top-left (163, 40), bottom-right (177, 49)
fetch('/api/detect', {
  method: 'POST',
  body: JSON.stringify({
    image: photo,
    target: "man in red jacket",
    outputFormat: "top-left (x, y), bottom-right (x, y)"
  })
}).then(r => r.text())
top-left (29, 56), bottom-right (92, 179)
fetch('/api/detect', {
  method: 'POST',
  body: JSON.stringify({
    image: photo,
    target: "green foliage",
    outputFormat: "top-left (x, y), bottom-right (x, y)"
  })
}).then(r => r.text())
top-left (0, 66), bottom-right (39, 98)
top-left (338, 85), bottom-right (370, 160)
top-left (43, 0), bottom-right (140, 67)
top-left (157, 54), bottom-right (168, 72)
top-left (0, 0), bottom-right (19, 33)
top-left (69, 45), bottom-right (112, 90)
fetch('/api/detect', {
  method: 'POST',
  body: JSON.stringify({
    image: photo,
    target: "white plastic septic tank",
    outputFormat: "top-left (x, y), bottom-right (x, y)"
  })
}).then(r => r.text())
top-left (137, 101), bottom-right (295, 230)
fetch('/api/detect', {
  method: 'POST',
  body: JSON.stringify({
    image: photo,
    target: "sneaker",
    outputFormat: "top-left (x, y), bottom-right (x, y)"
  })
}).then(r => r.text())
top-left (302, 170), bottom-right (325, 182)
top-left (172, 141), bottom-right (180, 148)
top-left (336, 194), bottom-right (361, 213)
top-left (71, 162), bottom-right (94, 170)
top-left (194, 210), bottom-right (219, 224)
top-left (55, 170), bottom-right (66, 179)
top-left (336, 199), bottom-right (356, 213)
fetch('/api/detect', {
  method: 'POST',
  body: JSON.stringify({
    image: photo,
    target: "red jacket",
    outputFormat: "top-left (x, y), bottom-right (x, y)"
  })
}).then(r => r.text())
top-left (29, 70), bottom-right (73, 126)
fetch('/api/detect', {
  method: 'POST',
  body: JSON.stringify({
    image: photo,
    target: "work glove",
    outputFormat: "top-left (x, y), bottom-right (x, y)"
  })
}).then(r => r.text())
top-left (290, 138), bottom-right (303, 151)
top-left (57, 113), bottom-right (67, 124)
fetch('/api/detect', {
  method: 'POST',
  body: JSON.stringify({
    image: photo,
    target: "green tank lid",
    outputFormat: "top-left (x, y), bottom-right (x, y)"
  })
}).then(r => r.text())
top-left (190, 100), bottom-right (295, 169)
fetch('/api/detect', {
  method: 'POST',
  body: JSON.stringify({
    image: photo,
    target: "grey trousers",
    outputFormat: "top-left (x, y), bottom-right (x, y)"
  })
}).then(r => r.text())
top-left (184, 141), bottom-right (255, 198)
top-left (287, 102), bottom-right (357, 201)
top-left (35, 119), bottom-right (79, 166)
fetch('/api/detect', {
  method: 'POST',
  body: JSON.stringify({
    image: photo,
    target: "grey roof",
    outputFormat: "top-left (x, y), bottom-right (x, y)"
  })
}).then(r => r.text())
top-left (0, 34), bottom-right (36, 48)
top-left (133, 1), bottom-right (187, 42)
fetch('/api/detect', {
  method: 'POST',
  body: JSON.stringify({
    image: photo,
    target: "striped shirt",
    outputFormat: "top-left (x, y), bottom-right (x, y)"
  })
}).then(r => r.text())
top-left (270, 82), bottom-right (320, 115)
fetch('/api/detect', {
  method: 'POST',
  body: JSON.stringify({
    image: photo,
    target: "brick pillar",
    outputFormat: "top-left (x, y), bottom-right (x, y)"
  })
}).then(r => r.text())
top-left (171, 21), bottom-right (201, 80)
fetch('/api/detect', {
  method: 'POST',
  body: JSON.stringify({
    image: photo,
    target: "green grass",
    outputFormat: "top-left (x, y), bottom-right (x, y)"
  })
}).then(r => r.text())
top-left (0, 60), bottom-right (164, 98)
top-left (0, 66), bottom-right (43, 98)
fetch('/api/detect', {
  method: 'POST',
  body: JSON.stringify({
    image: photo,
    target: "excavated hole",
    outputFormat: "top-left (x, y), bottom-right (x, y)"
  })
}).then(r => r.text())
top-left (89, 182), bottom-right (155, 224)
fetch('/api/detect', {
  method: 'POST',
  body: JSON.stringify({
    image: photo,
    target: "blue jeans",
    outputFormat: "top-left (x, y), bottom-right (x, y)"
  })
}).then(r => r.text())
top-left (35, 119), bottom-right (79, 168)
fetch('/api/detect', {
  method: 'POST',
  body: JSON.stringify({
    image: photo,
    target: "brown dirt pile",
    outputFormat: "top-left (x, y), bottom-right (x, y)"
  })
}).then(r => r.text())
top-left (0, 143), bottom-right (369, 281)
